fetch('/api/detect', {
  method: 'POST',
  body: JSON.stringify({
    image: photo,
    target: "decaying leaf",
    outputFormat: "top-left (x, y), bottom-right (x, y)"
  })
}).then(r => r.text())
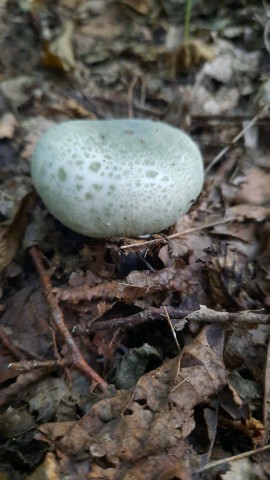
top-left (0, 189), bottom-right (34, 272)
top-left (22, 116), bottom-right (56, 159)
top-left (0, 405), bottom-right (35, 438)
top-left (119, 0), bottom-right (153, 15)
top-left (170, 39), bottom-right (215, 76)
top-left (27, 452), bottom-right (59, 480)
top-left (0, 75), bottom-right (34, 109)
top-left (204, 242), bottom-right (261, 309)
top-left (43, 20), bottom-right (75, 71)
top-left (236, 168), bottom-right (270, 206)
top-left (114, 343), bottom-right (161, 389)
top-left (37, 325), bottom-right (227, 478)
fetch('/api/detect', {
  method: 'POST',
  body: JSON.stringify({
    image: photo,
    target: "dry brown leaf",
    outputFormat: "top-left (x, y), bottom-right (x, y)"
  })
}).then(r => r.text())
top-left (0, 406), bottom-right (35, 438)
top-left (61, 0), bottom-right (80, 8)
top-left (204, 242), bottom-right (260, 309)
top-left (212, 221), bottom-right (257, 243)
top-left (236, 168), bottom-right (270, 206)
top-left (0, 285), bottom-right (50, 385)
top-left (38, 325), bottom-right (226, 478)
top-left (27, 452), bottom-right (60, 480)
top-left (226, 205), bottom-right (270, 222)
top-left (76, 9), bottom-right (123, 42)
top-left (0, 75), bottom-right (34, 108)
top-left (170, 39), bottom-right (215, 76)
top-left (56, 265), bottom-right (198, 306)
top-left (120, 0), bottom-right (153, 15)
top-left (0, 191), bottom-right (35, 272)
top-left (22, 117), bottom-right (56, 159)
top-left (87, 465), bottom-right (117, 480)
top-left (43, 19), bottom-right (75, 71)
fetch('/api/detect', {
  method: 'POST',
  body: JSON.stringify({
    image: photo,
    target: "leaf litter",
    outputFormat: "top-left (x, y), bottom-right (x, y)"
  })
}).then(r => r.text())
top-left (0, 0), bottom-right (270, 478)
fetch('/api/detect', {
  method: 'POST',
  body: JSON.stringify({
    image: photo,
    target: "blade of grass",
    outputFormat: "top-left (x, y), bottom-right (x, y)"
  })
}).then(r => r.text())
top-left (184, 0), bottom-right (192, 41)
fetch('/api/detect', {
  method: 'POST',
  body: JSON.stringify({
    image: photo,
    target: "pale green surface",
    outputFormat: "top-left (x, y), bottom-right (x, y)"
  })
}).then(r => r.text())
top-left (31, 119), bottom-right (204, 237)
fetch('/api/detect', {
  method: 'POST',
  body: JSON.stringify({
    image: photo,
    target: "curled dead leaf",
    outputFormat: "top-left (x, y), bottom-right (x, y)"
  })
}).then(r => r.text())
top-left (170, 39), bottom-right (215, 76)
top-left (43, 20), bottom-right (75, 71)
top-left (0, 191), bottom-right (35, 272)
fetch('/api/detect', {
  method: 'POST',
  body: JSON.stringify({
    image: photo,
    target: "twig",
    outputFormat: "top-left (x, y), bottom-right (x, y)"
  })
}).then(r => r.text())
top-left (194, 444), bottom-right (270, 473)
top-left (164, 306), bottom-right (181, 352)
top-left (72, 306), bottom-right (191, 335)
top-left (168, 217), bottom-right (233, 240)
top-left (71, 306), bottom-right (270, 336)
top-left (127, 74), bottom-right (146, 119)
top-left (205, 105), bottom-right (269, 175)
top-left (176, 306), bottom-right (270, 328)
top-left (30, 246), bottom-right (109, 392)
top-left (127, 76), bottom-right (139, 119)
top-left (9, 358), bottom-right (71, 372)
top-left (120, 216), bottom-right (234, 249)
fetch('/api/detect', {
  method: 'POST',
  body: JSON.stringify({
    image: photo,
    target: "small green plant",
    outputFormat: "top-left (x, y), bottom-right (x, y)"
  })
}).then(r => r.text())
top-left (184, 0), bottom-right (192, 41)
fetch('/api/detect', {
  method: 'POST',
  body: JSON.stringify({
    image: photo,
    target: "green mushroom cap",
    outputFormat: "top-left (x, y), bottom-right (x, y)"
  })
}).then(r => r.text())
top-left (31, 119), bottom-right (204, 237)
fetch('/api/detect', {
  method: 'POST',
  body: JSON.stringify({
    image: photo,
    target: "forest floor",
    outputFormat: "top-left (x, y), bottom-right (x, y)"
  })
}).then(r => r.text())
top-left (0, 0), bottom-right (270, 479)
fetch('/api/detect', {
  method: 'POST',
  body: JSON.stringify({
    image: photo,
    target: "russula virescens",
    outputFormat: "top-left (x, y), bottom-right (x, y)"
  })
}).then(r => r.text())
top-left (31, 119), bottom-right (204, 237)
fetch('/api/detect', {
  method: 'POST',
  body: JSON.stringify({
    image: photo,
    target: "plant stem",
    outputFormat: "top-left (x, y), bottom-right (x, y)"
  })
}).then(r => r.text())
top-left (184, 0), bottom-right (192, 41)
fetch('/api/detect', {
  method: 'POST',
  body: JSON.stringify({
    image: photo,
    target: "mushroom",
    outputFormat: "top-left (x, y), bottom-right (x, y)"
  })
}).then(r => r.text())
top-left (31, 119), bottom-right (204, 237)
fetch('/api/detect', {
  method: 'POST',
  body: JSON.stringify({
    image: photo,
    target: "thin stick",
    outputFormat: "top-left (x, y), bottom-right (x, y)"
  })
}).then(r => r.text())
top-left (168, 216), bottom-right (233, 240)
top-left (120, 216), bottom-right (233, 250)
top-left (127, 75), bottom-right (139, 119)
top-left (205, 105), bottom-right (269, 175)
top-left (164, 306), bottom-right (181, 352)
top-left (72, 306), bottom-right (270, 336)
top-left (194, 444), bottom-right (270, 473)
top-left (9, 358), bottom-right (71, 372)
top-left (30, 246), bottom-right (108, 392)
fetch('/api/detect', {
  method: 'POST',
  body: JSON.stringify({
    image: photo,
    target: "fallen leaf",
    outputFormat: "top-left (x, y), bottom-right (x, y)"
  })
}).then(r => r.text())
top-left (27, 452), bottom-right (59, 480)
top-left (226, 204), bottom-right (270, 222)
top-left (221, 458), bottom-right (255, 480)
top-left (0, 75), bottom-right (34, 108)
top-left (0, 191), bottom-right (34, 271)
top-left (170, 39), bottom-right (215, 76)
top-left (38, 325), bottom-right (227, 478)
top-left (236, 168), bottom-right (270, 206)
top-left (0, 112), bottom-right (18, 139)
top-left (43, 20), bottom-right (75, 71)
